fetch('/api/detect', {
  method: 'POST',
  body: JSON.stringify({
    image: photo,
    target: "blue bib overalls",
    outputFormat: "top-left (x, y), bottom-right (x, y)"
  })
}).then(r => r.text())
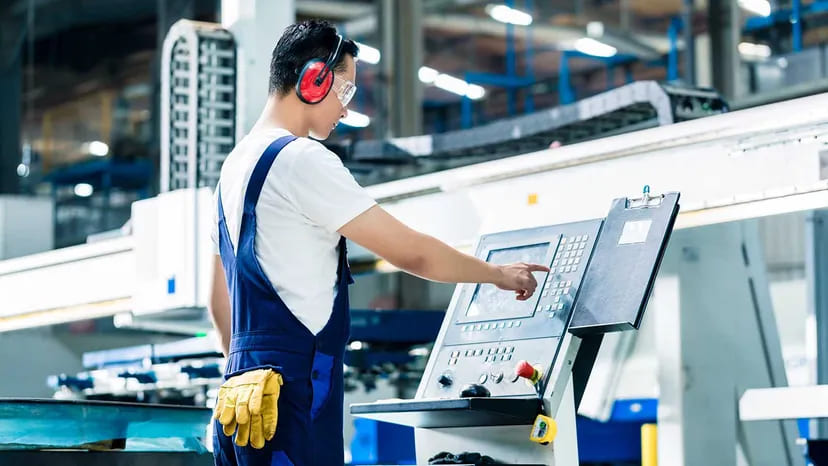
top-left (213, 136), bottom-right (353, 466)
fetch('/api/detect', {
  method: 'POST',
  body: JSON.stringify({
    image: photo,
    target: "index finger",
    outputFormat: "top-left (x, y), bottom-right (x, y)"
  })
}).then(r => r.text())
top-left (525, 264), bottom-right (551, 273)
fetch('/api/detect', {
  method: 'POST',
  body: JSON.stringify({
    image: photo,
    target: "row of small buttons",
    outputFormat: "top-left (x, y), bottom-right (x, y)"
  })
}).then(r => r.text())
top-left (542, 280), bottom-right (571, 295)
top-left (485, 346), bottom-right (515, 363)
top-left (551, 265), bottom-right (578, 274)
top-left (551, 235), bottom-right (589, 274)
top-left (460, 320), bottom-right (522, 333)
top-left (485, 353), bottom-right (513, 363)
top-left (561, 246), bottom-right (585, 257)
top-left (554, 256), bottom-right (581, 267)
top-left (451, 346), bottom-right (515, 359)
top-left (542, 287), bottom-right (570, 297)
top-left (447, 346), bottom-right (515, 366)
top-left (561, 234), bottom-right (589, 244)
top-left (542, 303), bottom-right (565, 312)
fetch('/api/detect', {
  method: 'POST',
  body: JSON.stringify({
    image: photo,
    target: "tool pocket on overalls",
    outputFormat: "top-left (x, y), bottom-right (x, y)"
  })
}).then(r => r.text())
top-left (310, 352), bottom-right (335, 419)
top-left (270, 450), bottom-right (295, 466)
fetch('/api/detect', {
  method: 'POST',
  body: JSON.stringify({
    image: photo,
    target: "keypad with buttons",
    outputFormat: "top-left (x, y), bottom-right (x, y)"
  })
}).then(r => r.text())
top-left (550, 234), bottom-right (590, 275)
top-left (450, 344), bottom-right (522, 365)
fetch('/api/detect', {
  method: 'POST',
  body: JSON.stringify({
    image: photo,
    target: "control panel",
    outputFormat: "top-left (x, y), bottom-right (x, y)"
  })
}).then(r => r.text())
top-left (419, 221), bottom-right (602, 399)
top-left (416, 192), bottom-right (679, 401)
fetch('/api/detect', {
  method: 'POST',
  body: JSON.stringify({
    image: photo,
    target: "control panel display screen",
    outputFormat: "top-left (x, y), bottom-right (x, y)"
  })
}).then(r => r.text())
top-left (465, 243), bottom-right (550, 321)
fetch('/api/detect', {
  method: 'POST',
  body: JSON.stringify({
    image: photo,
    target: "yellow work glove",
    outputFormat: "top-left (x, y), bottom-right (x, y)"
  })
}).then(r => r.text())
top-left (213, 368), bottom-right (283, 449)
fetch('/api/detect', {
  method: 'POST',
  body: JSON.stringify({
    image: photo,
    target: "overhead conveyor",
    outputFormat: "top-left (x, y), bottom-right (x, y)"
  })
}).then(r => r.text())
top-left (331, 81), bottom-right (726, 169)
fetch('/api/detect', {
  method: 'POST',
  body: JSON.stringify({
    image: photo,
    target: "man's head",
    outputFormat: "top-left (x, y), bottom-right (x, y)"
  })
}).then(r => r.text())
top-left (269, 20), bottom-right (359, 139)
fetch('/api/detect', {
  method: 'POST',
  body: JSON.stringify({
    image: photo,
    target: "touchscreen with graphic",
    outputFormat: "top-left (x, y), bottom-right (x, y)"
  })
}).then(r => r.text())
top-left (465, 242), bottom-right (550, 320)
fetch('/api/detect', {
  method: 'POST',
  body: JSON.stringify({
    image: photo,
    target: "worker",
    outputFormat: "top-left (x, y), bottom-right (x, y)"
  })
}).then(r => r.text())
top-left (208, 19), bottom-right (549, 466)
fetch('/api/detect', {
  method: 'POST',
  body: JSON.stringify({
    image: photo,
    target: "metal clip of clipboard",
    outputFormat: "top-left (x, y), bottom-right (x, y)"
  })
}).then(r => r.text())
top-left (627, 185), bottom-right (665, 209)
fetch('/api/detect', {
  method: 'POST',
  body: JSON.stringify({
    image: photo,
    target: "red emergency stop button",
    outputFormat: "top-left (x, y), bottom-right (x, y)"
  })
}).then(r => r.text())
top-left (515, 360), bottom-right (535, 379)
top-left (514, 360), bottom-right (542, 385)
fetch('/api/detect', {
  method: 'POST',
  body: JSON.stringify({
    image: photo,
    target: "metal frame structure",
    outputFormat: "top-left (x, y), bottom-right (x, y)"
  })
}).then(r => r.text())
top-left (806, 209), bottom-right (828, 438)
top-left (458, 0), bottom-right (536, 128)
top-left (650, 222), bottom-right (800, 465)
top-left (343, 81), bottom-right (726, 167)
top-left (160, 20), bottom-right (236, 193)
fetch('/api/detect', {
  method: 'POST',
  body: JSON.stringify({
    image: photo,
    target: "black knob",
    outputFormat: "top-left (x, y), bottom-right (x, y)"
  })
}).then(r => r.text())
top-left (438, 374), bottom-right (453, 387)
top-left (459, 384), bottom-right (491, 398)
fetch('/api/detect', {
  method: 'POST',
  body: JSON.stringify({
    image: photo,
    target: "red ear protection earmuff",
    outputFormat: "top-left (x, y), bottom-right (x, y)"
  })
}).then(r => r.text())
top-left (296, 34), bottom-right (343, 104)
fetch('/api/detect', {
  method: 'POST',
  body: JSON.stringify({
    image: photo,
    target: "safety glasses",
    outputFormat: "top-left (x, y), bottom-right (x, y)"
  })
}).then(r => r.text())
top-left (333, 76), bottom-right (357, 107)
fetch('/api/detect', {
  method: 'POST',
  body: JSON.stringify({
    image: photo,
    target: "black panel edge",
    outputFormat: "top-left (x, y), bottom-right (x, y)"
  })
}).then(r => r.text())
top-left (632, 198), bottom-right (681, 330)
top-left (568, 321), bottom-right (633, 337)
top-left (572, 334), bottom-right (604, 410)
top-left (349, 397), bottom-right (541, 428)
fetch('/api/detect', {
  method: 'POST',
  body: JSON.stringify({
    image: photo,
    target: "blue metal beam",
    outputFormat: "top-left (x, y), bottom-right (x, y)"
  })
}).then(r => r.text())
top-left (668, 17), bottom-right (681, 81)
top-left (506, 0), bottom-right (517, 116)
top-left (793, 0), bottom-right (803, 52)
top-left (461, 96), bottom-right (473, 129)
top-left (559, 51), bottom-right (574, 105)
top-left (464, 71), bottom-right (534, 88)
top-left (606, 63), bottom-right (615, 90)
top-left (563, 50), bottom-right (638, 64)
top-left (524, 0), bottom-right (535, 113)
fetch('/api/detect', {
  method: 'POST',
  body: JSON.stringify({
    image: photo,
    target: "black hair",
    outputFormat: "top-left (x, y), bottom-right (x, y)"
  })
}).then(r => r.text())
top-left (269, 19), bottom-right (359, 96)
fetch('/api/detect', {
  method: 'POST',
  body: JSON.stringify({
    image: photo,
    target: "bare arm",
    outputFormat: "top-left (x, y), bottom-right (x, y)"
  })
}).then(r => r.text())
top-left (208, 255), bottom-right (232, 357)
top-left (339, 205), bottom-right (548, 299)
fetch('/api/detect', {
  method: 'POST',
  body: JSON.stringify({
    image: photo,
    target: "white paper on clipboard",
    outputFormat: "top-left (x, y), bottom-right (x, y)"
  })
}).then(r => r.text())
top-left (618, 219), bottom-right (652, 245)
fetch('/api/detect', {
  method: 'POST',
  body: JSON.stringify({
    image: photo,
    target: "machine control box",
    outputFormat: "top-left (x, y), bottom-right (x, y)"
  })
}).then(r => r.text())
top-left (351, 192), bottom-right (680, 428)
top-left (422, 220), bottom-right (601, 399)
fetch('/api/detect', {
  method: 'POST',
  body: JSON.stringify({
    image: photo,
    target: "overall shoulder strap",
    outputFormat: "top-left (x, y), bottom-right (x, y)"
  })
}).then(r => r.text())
top-left (242, 135), bottom-right (298, 215)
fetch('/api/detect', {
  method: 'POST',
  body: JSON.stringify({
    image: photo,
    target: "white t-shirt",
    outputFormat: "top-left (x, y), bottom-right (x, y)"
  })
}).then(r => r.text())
top-left (211, 128), bottom-right (376, 334)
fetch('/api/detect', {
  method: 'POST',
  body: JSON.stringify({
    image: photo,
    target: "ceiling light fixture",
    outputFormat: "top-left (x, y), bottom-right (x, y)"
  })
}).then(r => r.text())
top-left (418, 66), bottom-right (439, 84)
top-left (354, 41), bottom-right (381, 65)
top-left (87, 141), bottom-right (109, 157)
top-left (738, 0), bottom-right (771, 16)
top-left (419, 66), bottom-right (486, 100)
top-left (738, 42), bottom-right (771, 59)
top-left (340, 110), bottom-right (371, 128)
top-left (74, 183), bottom-right (94, 197)
top-left (486, 4), bottom-right (533, 26)
top-left (573, 38), bottom-right (617, 58)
